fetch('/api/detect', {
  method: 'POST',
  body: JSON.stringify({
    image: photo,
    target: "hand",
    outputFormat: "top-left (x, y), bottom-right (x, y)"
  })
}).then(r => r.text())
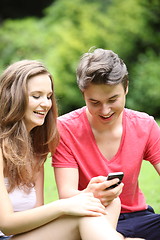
top-left (61, 192), bottom-right (107, 217)
top-left (84, 176), bottom-right (124, 207)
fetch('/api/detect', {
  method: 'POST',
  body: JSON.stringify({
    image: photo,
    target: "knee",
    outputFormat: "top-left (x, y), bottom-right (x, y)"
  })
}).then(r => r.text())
top-left (108, 197), bottom-right (121, 214)
top-left (113, 197), bottom-right (121, 208)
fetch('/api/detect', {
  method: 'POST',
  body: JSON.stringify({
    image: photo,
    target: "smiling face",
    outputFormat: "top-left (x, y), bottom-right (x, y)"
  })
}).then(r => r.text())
top-left (84, 83), bottom-right (128, 130)
top-left (24, 73), bottom-right (53, 132)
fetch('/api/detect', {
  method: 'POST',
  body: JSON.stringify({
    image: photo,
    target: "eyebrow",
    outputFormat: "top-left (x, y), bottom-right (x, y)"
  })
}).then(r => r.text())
top-left (89, 94), bottom-right (119, 101)
top-left (30, 90), bottom-right (53, 94)
top-left (109, 94), bottom-right (119, 99)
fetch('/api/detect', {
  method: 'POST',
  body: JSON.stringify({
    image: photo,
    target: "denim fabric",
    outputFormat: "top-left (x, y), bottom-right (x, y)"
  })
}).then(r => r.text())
top-left (117, 206), bottom-right (160, 240)
top-left (0, 237), bottom-right (12, 239)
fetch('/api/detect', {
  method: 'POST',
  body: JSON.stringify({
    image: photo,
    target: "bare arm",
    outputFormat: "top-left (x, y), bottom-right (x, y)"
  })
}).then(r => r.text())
top-left (0, 150), bottom-right (65, 235)
top-left (54, 167), bottom-right (80, 198)
top-left (34, 166), bottom-right (44, 207)
top-left (54, 167), bottom-right (123, 206)
top-left (154, 162), bottom-right (160, 175)
top-left (0, 150), bottom-right (106, 236)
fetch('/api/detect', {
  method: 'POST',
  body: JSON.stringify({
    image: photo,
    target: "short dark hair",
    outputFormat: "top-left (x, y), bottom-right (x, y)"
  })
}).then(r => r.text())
top-left (77, 48), bottom-right (128, 92)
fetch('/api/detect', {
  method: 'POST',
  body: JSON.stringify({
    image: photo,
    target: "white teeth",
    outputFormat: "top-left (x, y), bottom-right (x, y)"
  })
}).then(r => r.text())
top-left (101, 114), bottom-right (113, 118)
top-left (34, 111), bottom-right (45, 115)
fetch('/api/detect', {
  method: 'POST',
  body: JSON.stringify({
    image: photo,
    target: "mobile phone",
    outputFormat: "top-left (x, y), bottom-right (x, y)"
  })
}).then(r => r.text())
top-left (106, 172), bottom-right (124, 189)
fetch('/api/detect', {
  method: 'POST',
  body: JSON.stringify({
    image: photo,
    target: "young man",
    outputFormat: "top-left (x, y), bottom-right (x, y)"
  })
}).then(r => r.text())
top-left (52, 48), bottom-right (160, 240)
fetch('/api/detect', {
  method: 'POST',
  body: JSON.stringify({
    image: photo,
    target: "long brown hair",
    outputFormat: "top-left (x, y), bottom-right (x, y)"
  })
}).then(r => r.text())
top-left (0, 60), bottom-right (59, 192)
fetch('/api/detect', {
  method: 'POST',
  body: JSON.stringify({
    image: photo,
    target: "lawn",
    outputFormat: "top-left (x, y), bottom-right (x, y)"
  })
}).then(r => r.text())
top-left (44, 157), bottom-right (58, 204)
top-left (44, 118), bottom-right (160, 213)
top-left (44, 157), bottom-right (160, 213)
top-left (139, 161), bottom-right (160, 213)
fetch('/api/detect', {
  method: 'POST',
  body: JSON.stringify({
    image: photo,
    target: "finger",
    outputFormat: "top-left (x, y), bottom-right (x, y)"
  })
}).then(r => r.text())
top-left (90, 199), bottom-right (107, 212)
top-left (80, 211), bottom-right (104, 217)
top-left (100, 197), bottom-right (113, 206)
top-left (84, 192), bottom-right (94, 197)
top-left (88, 195), bottom-right (101, 202)
top-left (90, 176), bottom-right (106, 184)
top-left (89, 205), bottom-right (107, 215)
top-left (103, 178), bottom-right (121, 190)
top-left (84, 205), bottom-right (107, 216)
top-left (109, 182), bottom-right (124, 196)
top-left (103, 201), bottom-right (113, 207)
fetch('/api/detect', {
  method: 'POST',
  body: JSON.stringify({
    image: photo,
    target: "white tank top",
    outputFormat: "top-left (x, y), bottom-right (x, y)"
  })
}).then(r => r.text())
top-left (0, 178), bottom-right (37, 237)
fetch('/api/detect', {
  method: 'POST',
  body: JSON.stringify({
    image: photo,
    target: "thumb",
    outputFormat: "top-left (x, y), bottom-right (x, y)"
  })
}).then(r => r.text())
top-left (90, 176), bottom-right (106, 184)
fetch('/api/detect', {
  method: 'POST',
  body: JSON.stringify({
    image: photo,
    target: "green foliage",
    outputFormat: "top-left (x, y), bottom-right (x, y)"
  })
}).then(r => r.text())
top-left (42, 0), bottom-right (115, 113)
top-left (127, 50), bottom-right (160, 117)
top-left (0, 18), bottom-right (47, 67)
top-left (0, 0), bottom-right (159, 115)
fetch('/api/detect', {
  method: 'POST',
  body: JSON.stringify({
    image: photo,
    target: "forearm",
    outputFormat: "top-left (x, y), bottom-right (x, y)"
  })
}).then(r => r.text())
top-left (58, 187), bottom-right (83, 199)
top-left (1, 199), bottom-right (68, 235)
top-left (57, 177), bottom-right (123, 208)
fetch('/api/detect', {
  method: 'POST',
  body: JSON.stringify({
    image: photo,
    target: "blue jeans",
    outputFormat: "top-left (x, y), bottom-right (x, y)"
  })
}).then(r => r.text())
top-left (117, 205), bottom-right (160, 240)
top-left (0, 237), bottom-right (12, 239)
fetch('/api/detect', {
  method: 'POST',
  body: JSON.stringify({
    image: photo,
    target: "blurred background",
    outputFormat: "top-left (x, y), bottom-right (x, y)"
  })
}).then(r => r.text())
top-left (1, 0), bottom-right (159, 212)
top-left (0, 0), bottom-right (159, 117)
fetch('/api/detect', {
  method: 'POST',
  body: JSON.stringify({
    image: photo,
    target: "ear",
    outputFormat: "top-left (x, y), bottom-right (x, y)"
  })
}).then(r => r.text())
top-left (125, 82), bottom-right (129, 95)
top-left (81, 91), bottom-right (84, 98)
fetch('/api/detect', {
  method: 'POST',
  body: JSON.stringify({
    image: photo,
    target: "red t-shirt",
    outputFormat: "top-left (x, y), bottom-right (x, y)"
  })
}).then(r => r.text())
top-left (52, 107), bottom-right (160, 213)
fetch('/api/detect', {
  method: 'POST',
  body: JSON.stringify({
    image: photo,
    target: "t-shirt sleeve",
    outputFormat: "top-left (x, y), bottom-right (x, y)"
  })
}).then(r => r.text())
top-left (52, 121), bottom-right (78, 168)
top-left (143, 119), bottom-right (160, 165)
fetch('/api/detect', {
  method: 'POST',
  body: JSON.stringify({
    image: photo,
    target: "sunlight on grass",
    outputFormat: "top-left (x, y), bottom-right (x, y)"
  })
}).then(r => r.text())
top-left (44, 159), bottom-right (160, 213)
top-left (44, 119), bottom-right (160, 213)
top-left (44, 156), bottom-right (58, 204)
top-left (139, 161), bottom-right (160, 213)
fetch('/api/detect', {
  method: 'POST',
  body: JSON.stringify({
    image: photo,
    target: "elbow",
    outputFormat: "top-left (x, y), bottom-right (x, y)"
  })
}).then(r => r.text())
top-left (58, 191), bottom-right (70, 199)
top-left (0, 221), bottom-right (19, 236)
top-left (1, 228), bottom-right (20, 236)
top-left (58, 189), bottom-right (78, 199)
top-left (0, 228), bottom-right (13, 236)
top-left (0, 226), bottom-right (16, 236)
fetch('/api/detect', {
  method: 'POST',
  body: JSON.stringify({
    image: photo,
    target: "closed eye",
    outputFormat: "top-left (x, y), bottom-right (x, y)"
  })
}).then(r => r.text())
top-left (90, 101), bottom-right (100, 105)
top-left (109, 98), bottom-right (117, 103)
top-left (32, 95), bottom-right (40, 99)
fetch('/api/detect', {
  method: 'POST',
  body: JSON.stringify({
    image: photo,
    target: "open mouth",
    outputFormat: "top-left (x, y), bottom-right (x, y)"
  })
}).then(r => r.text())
top-left (33, 111), bottom-right (46, 116)
top-left (100, 113), bottom-right (114, 119)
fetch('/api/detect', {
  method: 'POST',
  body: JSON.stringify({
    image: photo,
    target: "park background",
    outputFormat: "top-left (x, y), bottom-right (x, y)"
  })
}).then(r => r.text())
top-left (0, 0), bottom-right (159, 212)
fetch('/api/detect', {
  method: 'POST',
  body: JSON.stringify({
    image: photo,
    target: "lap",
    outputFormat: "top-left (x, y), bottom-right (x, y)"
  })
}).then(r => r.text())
top-left (10, 216), bottom-right (80, 240)
top-left (117, 206), bottom-right (160, 240)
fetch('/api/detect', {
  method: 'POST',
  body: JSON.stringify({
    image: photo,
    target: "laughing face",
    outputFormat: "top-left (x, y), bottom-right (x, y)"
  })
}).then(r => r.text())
top-left (84, 83), bottom-right (128, 129)
top-left (24, 74), bottom-right (53, 132)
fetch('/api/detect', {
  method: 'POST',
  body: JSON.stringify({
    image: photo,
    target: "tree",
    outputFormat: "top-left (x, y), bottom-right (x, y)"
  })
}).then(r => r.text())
top-left (0, 0), bottom-right (159, 116)
top-left (127, 50), bottom-right (160, 117)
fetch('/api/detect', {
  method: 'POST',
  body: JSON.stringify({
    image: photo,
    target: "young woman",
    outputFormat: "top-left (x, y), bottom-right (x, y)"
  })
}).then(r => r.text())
top-left (0, 60), bottom-right (122, 240)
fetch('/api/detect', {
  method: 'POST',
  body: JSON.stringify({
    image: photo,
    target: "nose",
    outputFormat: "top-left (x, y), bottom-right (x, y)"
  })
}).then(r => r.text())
top-left (101, 103), bottom-right (111, 115)
top-left (40, 97), bottom-right (52, 109)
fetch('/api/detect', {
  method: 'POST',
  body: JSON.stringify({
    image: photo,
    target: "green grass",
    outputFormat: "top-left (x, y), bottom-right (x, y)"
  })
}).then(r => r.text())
top-left (139, 161), bottom-right (160, 213)
top-left (44, 159), bottom-right (160, 213)
top-left (44, 119), bottom-right (160, 213)
top-left (44, 157), bottom-right (58, 203)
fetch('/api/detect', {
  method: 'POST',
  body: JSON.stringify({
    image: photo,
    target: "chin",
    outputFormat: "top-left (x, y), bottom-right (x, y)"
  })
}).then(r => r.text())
top-left (31, 122), bottom-right (43, 129)
top-left (38, 121), bottom-right (45, 126)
